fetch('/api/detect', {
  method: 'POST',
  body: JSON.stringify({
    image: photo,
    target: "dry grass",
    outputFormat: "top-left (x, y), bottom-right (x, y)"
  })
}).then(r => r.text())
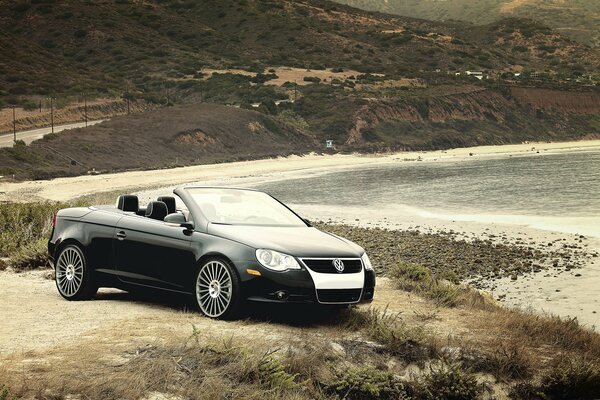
top-left (388, 261), bottom-right (498, 311)
top-left (492, 309), bottom-right (600, 358)
top-left (0, 202), bottom-right (57, 268)
top-left (2, 297), bottom-right (600, 400)
top-left (2, 334), bottom-right (314, 400)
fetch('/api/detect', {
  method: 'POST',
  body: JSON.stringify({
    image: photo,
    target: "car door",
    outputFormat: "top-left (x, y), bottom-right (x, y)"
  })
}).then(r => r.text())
top-left (113, 215), bottom-right (196, 293)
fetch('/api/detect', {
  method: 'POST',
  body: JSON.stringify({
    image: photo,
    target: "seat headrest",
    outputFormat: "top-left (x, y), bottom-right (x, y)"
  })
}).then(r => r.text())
top-left (145, 201), bottom-right (168, 221)
top-left (117, 195), bottom-right (139, 213)
top-left (157, 196), bottom-right (176, 214)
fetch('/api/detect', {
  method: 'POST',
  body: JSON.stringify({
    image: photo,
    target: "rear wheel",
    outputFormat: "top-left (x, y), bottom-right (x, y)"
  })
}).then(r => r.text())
top-left (195, 258), bottom-right (242, 319)
top-left (55, 244), bottom-right (97, 300)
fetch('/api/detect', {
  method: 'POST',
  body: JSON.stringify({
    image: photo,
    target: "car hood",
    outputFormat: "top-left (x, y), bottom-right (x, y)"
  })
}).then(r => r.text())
top-left (207, 224), bottom-right (363, 258)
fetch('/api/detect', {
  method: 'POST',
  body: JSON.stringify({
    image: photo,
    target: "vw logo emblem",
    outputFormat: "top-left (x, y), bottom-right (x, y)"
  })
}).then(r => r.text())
top-left (333, 259), bottom-right (345, 273)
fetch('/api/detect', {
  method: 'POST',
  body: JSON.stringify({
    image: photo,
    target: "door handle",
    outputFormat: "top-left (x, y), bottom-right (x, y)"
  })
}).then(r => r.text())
top-left (116, 231), bottom-right (127, 240)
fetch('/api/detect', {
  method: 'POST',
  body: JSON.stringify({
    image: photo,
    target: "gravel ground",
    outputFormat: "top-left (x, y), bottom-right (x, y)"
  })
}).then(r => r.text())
top-left (318, 222), bottom-right (597, 286)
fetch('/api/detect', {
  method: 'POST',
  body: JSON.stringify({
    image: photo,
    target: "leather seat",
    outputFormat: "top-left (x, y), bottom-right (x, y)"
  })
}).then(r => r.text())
top-left (117, 195), bottom-right (139, 213)
top-left (157, 196), bottom-right (176, 214)
top-left (145, 201), bottom-right (168, 221)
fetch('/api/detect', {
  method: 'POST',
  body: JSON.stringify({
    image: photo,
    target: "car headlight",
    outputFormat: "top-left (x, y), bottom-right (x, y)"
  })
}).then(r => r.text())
top-left (361, 252), bottom-right (374, 271)
top-left (255, 249), bottom-right (301, 272)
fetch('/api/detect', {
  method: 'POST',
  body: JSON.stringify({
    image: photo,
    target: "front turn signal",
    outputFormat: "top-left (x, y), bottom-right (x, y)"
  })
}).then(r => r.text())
top-left (246, 269), bottom-right (261, 277)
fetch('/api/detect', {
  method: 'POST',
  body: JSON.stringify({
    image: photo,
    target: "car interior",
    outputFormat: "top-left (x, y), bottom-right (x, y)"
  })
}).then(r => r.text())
top-left (116, 194), bottom-right (190, 222)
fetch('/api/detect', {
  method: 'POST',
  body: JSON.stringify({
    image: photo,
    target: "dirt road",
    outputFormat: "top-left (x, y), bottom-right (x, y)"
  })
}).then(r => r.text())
top-left (0, 120), bottom-right (104, 148)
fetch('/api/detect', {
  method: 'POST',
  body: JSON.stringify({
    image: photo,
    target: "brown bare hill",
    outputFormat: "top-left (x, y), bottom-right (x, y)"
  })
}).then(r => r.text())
top-left (0, 103), bottom-right (317, 179)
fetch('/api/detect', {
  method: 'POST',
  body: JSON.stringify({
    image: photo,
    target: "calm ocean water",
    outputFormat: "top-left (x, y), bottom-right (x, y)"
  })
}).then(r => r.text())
top-left (253, 149), bottom-right (600, 237)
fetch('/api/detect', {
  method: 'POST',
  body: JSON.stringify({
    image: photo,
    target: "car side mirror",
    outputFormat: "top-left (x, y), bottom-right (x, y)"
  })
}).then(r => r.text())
top-left (181, 221), bottom-right (195, 233)
top-left (164, 213), bottom-right (186, 224)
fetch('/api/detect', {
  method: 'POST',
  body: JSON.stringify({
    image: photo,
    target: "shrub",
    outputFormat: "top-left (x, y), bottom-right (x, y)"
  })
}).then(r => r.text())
top-left (257, 352), bottom-right (306, 392)
top-left (21, 99), bottom-right (38, 111)
top-left (9, 238), bottom-right (49, 270)
top-left (540, 356), bottom-right (600, 399)
top-left (0, 385), bottom-right (11, 400)
top-left (303, 76), bottom-right (321, 83)
top-left (412, 362), bottom-right (482, 400)
top-left (462, 343), bottom-right (532, 380)
top-left (327, 366), bottom-right (408, 400)
top-left (0, 202), bottom-right (61, 264)
top-left (42, 132), bottom-right (58, 140)
top-left (390, 262), bottom-right (431, 290)
top-left (341, 307), bottom-right (436, 363)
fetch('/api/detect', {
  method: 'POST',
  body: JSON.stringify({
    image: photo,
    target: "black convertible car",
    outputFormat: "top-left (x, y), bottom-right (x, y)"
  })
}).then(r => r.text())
top-left (48, 186), bottom-right (375, 319)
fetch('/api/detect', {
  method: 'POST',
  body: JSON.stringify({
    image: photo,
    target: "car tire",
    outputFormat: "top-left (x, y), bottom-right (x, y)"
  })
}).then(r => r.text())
top-left (194, 257), bottom-right (243, 320)
top-left (55, 244), bottom-right (98, 301)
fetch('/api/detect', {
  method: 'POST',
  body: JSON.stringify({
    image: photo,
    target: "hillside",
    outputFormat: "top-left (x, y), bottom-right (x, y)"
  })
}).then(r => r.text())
top-left (0, 0), bottom-right (599, 179)
top-left (334, 0), bottom-right (600, 47)
top-left (294, 84), bottom-right (600, 149)
top-left (0, 103), bottom-right (317, 179)
top-left (0, 0), bottom-right (597, 105)
top-left (1, 86), bottom-right (599, 180)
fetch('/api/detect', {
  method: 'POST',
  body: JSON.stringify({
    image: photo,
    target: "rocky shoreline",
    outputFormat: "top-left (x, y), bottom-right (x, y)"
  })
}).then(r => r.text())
top-left (318, 222), bottom-right (597, 295)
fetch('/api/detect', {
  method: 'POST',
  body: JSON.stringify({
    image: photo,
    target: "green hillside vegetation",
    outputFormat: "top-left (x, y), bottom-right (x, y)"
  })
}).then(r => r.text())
top-left (334, 0), bottom-right (600, 47)
top-left (0, 0), bottom-right (597, 107)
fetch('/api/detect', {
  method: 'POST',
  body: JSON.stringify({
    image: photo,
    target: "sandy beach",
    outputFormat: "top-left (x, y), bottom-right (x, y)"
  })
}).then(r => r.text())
top-left (2, 139), bottom-right (600, 203)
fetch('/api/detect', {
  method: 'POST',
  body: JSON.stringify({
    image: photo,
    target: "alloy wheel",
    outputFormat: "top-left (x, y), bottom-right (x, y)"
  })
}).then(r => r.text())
top-left (196, 260), bottom-right (233, 318)
top-left (56, 246), bottom-right (84, 297)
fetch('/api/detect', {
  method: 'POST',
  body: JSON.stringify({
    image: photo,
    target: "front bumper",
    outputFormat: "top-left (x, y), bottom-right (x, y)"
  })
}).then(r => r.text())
top-left (241, 262), bottom-right (376, 305)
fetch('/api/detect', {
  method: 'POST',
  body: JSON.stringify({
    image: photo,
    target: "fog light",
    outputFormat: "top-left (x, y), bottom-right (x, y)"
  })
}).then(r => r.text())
top-left (274, 290), bottom-right (289, 300)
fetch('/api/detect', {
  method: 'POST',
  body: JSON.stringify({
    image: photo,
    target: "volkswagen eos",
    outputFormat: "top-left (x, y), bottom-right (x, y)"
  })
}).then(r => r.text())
top-left (48, 186), bottom-right (376, 319)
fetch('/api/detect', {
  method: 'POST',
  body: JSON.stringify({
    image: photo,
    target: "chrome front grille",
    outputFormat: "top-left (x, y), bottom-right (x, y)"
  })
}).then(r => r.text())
top-left (301, 258), bottom-right (362, 274)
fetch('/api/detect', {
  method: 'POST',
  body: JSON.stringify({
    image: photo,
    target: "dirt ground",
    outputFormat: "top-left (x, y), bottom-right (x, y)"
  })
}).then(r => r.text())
top-left (201, 66), bottom-right (366, 86)
top-left (0, 270), bottom-right (478, 358)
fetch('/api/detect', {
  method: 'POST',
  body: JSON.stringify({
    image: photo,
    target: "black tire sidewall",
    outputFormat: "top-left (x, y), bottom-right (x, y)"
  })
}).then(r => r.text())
top-left (194, 257), bottom-right (243, 320)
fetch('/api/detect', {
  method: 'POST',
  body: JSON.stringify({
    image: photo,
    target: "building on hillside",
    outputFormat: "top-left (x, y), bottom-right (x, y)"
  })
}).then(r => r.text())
top-left (465, 70), bottom-right (484, 80)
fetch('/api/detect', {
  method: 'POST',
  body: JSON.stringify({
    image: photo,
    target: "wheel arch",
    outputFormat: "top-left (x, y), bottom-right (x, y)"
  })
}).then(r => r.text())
top-left (54, 238), bottom-right (86, 261)
top-left (196, 252), bottom-right (241, 279)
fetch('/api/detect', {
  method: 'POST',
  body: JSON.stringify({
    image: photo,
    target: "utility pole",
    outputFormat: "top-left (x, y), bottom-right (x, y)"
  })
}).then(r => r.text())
top-left (12, 105), bottom-right (16, 143)
top-left (84, 93), bottom-right (88, 127)
top-left (50, 97), bottom-right (54, 134)
top-left (125, 86), bottom-right (130, 115)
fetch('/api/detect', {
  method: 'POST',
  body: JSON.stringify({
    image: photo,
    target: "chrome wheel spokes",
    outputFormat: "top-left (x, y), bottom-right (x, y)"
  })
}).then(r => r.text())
top-left (196, 260), bottom-right (232, 318)
top-left (56, 247), bottom-right (84, 297)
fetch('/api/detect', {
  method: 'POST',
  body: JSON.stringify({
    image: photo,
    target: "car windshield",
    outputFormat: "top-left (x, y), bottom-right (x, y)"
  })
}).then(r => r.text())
top-left (186, 188), bottom-right (306, 227)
